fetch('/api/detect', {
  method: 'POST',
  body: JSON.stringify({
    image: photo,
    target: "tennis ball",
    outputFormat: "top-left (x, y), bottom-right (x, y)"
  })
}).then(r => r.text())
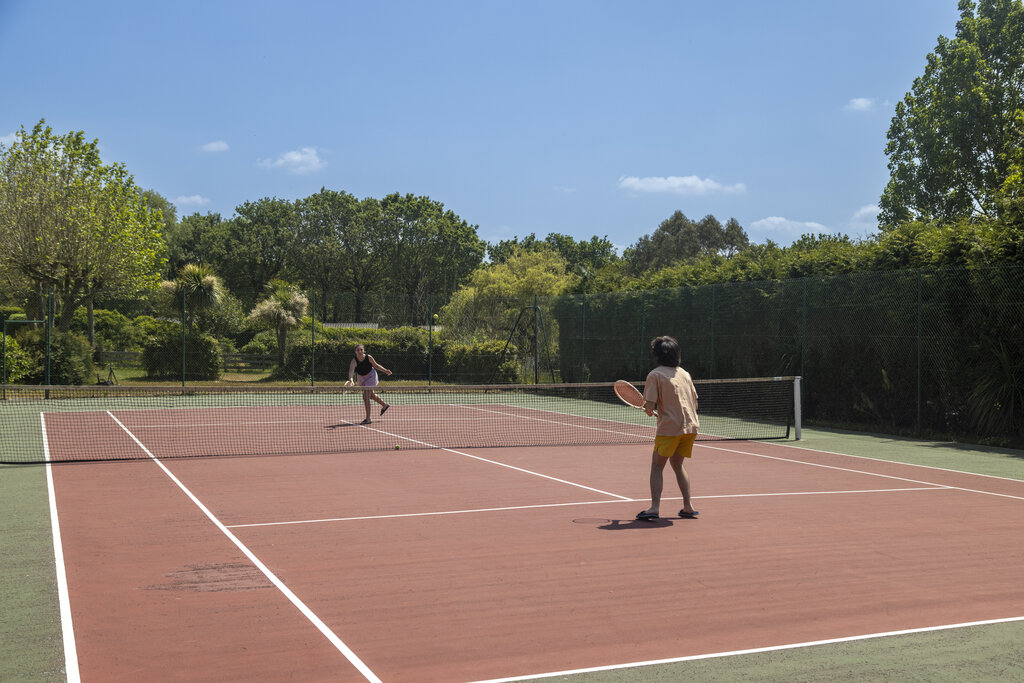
top-left (394, 444), bottom-right (401, 450)
top-left (432, 314), bottom-right (439, 321)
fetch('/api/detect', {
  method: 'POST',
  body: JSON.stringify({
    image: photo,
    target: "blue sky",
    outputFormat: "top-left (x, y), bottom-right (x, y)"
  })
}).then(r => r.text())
top-left (0, 0), bottom-right (963, 252)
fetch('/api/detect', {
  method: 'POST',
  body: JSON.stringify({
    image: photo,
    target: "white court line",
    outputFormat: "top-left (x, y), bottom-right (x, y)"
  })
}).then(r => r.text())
top-left (356, 422), bottom-right (632, 501)
top-left (754, 437), bottom-right (1024, 483)
top-left (458, 403), bottom-right (654, 440)
top-left (228, 487), bottom-right (948, 529)
top-left (103, 411), bottom-right (382, 683)
top-left (468, 616), bottom-right (1024, 682)
top-left (122, 418), bottom-right (329, 429)
top-left (42, 413), bottom-right (80, 683)
top-left (702, 443), bottom-right (1024, 502)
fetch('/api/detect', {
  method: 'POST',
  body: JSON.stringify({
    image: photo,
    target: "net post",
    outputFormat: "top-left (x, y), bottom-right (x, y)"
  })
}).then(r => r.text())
top-left (794, 376), bottom-right (802, 440)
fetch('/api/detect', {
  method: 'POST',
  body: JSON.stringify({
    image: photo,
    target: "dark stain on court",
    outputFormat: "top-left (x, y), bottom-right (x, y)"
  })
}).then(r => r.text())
top-left (144, 562), bottom-right (272, 592)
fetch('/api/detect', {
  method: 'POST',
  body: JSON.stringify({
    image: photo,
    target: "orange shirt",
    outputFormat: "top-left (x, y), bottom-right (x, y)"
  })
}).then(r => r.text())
top-left (643, 366), bottom-right (700, 436)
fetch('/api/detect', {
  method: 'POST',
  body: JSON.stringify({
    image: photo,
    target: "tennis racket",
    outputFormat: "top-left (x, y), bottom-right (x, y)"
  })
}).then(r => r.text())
top-left (614, 380), bottom-right (657, 417)
top-left (343, 379), bottom-right (354, 395)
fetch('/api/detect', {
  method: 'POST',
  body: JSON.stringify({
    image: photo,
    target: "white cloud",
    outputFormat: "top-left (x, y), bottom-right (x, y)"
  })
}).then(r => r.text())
top-left (201, 140), bottom-right (229, 153)
top-left (617, 175), bottom-right (746, 195)
top-left (750, 216), bottom-right (830, 242)
top-left (845, 97), bottom-right (875, 111)
top-left (1, 132), bottom-right (18, 147)
top-left (258, 147), bottom-right (326, 174)
top-left (848, 204), bottom-right (881, 234)
top-left (851, 204), bottom-right (879, 223)
top-left (844, 97), bottom-right (890, 112)
top-left (174, 194), bottom-right (211, 207)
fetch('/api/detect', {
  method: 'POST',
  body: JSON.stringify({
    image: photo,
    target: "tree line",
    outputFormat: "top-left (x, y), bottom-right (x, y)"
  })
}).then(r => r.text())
top-left (2, 0), bottom-right (1022, 332)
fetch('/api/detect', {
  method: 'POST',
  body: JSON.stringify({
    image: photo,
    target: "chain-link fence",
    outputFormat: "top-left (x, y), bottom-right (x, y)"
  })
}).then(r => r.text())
top-left (1, 289), bottom-right (529, 386)
top-left (551, 264), bottom-right (1024, 446)
top-left (3, 264), bottom-right (1022, 445)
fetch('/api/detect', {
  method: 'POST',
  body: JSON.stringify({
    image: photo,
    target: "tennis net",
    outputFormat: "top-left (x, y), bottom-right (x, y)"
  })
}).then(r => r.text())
top-left (0, 378), bottom-right (799, 463)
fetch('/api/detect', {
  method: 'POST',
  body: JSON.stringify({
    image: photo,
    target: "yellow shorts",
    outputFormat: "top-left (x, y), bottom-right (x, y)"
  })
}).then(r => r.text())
top-left (654, 433), bottom-right (697, 459)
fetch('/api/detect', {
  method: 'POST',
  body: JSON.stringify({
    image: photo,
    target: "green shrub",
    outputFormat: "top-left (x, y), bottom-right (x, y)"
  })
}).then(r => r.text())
top-left (0, 306), bottom-right (25, 325)
top-left (1, 334), bottom-right (32, 383)
top-left (142, 330), bottom-right (222, 381)
top-left (440, 340), bottom-right (519, 383)
top-left (131, 315), bottom-right (177, 340)
top-left (280, 327), bottom-right (518, 383)
top-left (240, 331), bottom-right (277, 354)
top-left (50, 332), bottom-right (94, 385)
top-left (70, 308), bottom-right (148, 352)
top-left (196, 292), bottom-right (257, 344)
top-left (18, 329), bottom-right (94, 385)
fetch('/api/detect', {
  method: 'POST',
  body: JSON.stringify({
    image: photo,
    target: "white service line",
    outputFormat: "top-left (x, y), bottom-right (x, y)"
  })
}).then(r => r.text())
top-left (229, 499), bottom-right (627, 528)
top-left (701, 443), bottom-right (1024, 501)
top-left (42, 413), bottom-right (81, 683)
top-left (104, 411), bottom-right (382, 683)
top-left (228, 486), bottom-right (949, 529)
top-left (356, 422), bottom-right (632, 501)
top-left (458, 403), bottom-right (653, 440)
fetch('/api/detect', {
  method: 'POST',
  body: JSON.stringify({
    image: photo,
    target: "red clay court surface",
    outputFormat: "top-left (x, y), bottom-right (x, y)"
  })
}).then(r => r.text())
top-left (44, 408), bottom-right (1024, 682)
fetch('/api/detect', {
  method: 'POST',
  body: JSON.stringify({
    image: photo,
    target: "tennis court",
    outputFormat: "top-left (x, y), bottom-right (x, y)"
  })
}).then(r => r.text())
top-left (11, 382), bottom-right (1024, 681)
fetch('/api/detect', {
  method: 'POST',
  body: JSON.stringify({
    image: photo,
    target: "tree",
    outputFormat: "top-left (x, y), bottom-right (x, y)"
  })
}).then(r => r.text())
top-left (439, 247), bottom-right (577, 342)
top-left (289, 189), bottom-right (363, 320)
top-left (489, 233), bottom-right (619, 280)
top-left (160, 263), bottom-right (227, 331)
top-left (489, 232), bottom-right (626, 294)
top-left (623, 211), bottom-right (749, 273)
top-left (141, 189), bottom-right (177, 236)
top-left (722, 218), bottom-right (750, 257)
top-left (880, 0), bottom-right (1024, 227)
top-left (205, 197), bottom-right (296, 305)
top-left (488, 233), bottom-right (542, 263)
top-left (248, 280), bottom-right (308, 367)
top-left (166, 211), bottom-right (224, 276)
top-left (378, 193), bottom-right (485, 322)
top-left (0, 120), bottom-right (165, 330)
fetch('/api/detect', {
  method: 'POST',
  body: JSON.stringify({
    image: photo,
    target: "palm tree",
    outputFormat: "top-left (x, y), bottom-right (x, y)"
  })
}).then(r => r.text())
top-left (161, 263), bottom-right (227, 330)
top-left (248, 281), bottom-right (308, 367)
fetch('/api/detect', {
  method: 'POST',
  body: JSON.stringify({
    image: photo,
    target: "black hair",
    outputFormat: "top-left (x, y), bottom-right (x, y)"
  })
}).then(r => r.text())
top-left (651, 336), bottom-right (680, 367)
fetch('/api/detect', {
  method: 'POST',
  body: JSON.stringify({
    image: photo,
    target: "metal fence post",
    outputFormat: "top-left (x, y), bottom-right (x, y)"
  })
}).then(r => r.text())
top-left (921, 270), bottom-right (929, 436)
top-left (639, 290), bottom-right (646, 380)
top-left (181, 291), bottom-right (186, 387)
top-left (709, 284), bottom-right (716, 379)
top-left (45, 290), bottom-right (52, 390)
top-left (580, 294), bottom-right (586, 382)
top-left (427, 293), bottom-right (433, 386)
top-left (801, 277), bottom-right (807, 381)
top-left (310, 290), bottom-right (316, 387)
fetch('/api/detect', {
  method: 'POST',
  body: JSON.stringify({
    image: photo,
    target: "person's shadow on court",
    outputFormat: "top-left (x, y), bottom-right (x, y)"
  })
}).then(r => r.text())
top-left (597, 518), bottom-right (674, 530)
top-left (325, 422), bottom-right (359, 429)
